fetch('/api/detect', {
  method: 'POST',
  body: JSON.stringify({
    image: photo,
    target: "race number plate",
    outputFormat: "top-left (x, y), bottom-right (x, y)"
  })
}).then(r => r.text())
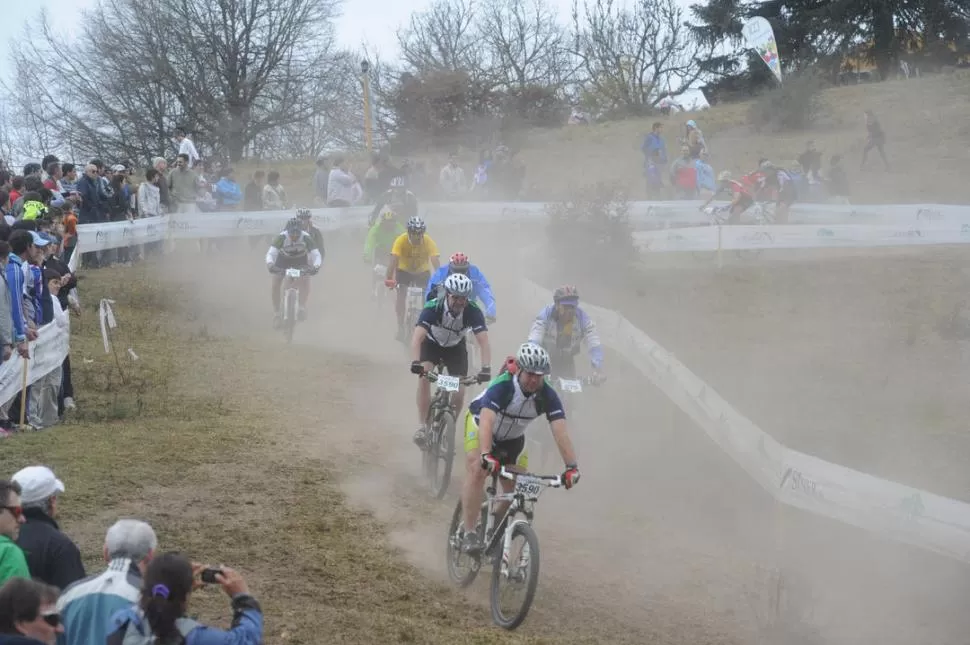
top-left (373, 264), bottom-right (387, 275)
top-left (515, 476), bottom-right (543, 499)
top-left (285, 268), bottom-right (302, 279)
top-left (436, 375), bottom-right (461, 392)
top-left (559, 378), bottom-right (583, 393)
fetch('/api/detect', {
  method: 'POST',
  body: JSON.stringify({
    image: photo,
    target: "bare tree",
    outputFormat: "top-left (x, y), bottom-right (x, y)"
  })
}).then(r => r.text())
top-left (572, 0), bottom-right (709, 114)
top-left (397, 0), bottom-right (484, 75)
top-left (478, 0), bottom-right (573, 92)
top-left (8, 0), bottom-right (342, 164)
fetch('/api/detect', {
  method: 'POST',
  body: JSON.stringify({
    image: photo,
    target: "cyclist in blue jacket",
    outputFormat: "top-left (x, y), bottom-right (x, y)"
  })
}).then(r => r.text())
top-left (425, 252), bottom-right (496, 322)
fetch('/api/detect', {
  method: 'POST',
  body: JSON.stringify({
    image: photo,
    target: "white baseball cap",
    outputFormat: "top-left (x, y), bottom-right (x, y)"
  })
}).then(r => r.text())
top-left (12, 466), bottom-right (65, 505)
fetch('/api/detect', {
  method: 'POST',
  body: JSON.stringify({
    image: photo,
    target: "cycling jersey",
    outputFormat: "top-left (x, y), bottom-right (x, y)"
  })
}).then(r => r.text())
top-left (424, 264), bottom-right (497, 318)
top-left (468, 371), bottom-right (565, 443)
top-left (417, 298), bottom-right (487, 348)
top-left (528, 305), bottom-right (604, 370)
top-left (391, 233), bottom-right (439, 273)
top-left (363, 220), bottom-right (406, 263)
top-left (718, 179), bottom-right (753, 198)
top-left (265, 231), bottom-right (322, 269)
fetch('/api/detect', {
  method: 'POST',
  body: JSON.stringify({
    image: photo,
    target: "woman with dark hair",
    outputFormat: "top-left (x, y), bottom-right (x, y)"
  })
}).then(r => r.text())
top-left (107, 552), bottom-right (262, 645)
top-left (0, 577), bottom-right (63, 644)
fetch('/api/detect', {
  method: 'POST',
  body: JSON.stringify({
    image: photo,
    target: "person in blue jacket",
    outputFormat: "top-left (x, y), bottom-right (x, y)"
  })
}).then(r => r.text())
top-left (107, 552), bottom-right (262, 645)
top-left (424, 252), bottom-right (496, 321)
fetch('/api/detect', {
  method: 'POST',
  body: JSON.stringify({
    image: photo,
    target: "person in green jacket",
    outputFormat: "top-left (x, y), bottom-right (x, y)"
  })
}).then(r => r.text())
top-left (0, 480), bottom-right (30, 584)
top-left (363, 207), bottom-right (406, 265)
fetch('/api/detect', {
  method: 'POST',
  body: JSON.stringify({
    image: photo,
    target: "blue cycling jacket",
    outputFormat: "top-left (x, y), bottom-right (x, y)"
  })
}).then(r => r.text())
top-left (424, 264), bottom-right (496, 318)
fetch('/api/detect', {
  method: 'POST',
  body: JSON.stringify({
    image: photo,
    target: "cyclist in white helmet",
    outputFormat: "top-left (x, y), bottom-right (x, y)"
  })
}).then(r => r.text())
top-left (410, 272), bottom-right (492, 447)
top-left (458, 342), bottom-right (581, 554)
top-left (368, 175), bottom-right (418, 226)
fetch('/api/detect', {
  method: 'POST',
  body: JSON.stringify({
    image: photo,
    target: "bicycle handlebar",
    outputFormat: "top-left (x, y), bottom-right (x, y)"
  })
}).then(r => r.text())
top-left (423, 370), bottom-right (481, 386)
top-left (497, 466), bottom-right (562, 487)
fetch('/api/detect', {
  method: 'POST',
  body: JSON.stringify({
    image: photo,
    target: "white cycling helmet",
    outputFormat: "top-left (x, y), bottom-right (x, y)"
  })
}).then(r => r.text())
top-left (406, 216), bottom-right (426, 233)
top-left (443, 273), bottom-right (473, 298)
top-left (516, 342), bottom-right (550, 375)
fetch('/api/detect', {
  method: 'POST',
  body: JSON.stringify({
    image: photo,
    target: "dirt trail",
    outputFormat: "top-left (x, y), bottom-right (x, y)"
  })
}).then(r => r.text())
top-left (160, 227), bottom-right (970, 645)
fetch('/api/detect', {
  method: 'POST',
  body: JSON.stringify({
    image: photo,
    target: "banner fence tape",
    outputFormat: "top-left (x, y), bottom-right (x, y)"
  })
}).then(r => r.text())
top-left (520, 278), bottom-right (970, 564)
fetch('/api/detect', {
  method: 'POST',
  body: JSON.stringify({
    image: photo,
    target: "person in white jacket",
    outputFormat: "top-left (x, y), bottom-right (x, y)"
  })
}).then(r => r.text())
top-left (327, 154), bottom-right (361, 207)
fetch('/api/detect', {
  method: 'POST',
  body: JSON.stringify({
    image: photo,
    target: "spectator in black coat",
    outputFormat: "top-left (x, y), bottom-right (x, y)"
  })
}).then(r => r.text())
top-left (10, 467), bottom-right (84, 590)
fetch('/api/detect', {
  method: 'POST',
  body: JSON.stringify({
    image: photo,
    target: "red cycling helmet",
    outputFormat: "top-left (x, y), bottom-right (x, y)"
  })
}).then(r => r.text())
top-left (449, 252), bottom-right (470, 273)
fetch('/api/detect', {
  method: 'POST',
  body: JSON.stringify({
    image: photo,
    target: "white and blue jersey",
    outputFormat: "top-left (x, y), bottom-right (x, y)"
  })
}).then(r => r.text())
top-left (528, 305), bottom-right (604, 369)
top-left (418, 298), bottom-right (487, 348)
top-left (424, 264), bottom-right (497, 318)
top-left (468, 372), bottom-right (565, 442)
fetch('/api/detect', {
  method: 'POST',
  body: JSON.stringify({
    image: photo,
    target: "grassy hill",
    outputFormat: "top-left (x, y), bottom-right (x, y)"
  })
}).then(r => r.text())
top-left (245, 72), bottom-right (970, 206)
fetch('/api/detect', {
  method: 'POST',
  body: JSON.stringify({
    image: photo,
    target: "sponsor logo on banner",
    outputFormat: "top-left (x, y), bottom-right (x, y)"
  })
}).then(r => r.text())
top-left (817, 228), bottom-right (835, 237)
top-left (741, 230), bottom-right (774, 245)
top-left (779, 466), bottom-right (823, 499)
top-left (121, 226), bottom-right (134, 239)
top-left (168, 218), bottom-right (192, 230)
top-left (236, 217), bottom-right (265, 230)
top-left (893, 227), bottom-right (922, 238)
top-left (899, 492), bottom-right (925, 521)
top-left (95, 230), bottom-right (108, 245)
top-left (916, 208), bottom-right (943, 221)
top-left (961, 224), bottom-right (970, 237)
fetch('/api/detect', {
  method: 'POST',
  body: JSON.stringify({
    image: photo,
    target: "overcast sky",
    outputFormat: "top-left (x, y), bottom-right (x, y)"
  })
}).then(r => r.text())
top-left (3, 0), bottom-right (700, 80)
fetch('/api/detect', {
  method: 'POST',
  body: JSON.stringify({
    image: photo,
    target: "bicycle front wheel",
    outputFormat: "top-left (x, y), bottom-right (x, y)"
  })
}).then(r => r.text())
top-left (490, 521), bottom-right (541, 630)
top-left (283, 289), bottom-right (297, 343)
top-left (427, 409), bottom-right (456, 499)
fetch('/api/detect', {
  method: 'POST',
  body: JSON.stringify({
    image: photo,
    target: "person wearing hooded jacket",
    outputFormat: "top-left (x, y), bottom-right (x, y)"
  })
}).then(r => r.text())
top-left (107, 552), bottom-right (262, 645)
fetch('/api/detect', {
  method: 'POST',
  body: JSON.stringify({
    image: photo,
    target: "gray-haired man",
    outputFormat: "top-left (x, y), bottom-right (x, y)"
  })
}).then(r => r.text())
top-left (55, 519), bottom-right (158, 645)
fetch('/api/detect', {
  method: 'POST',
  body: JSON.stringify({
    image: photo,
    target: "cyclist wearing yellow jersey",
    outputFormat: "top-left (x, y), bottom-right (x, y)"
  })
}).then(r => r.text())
top-left (385, 216), bottom-right (441, 340)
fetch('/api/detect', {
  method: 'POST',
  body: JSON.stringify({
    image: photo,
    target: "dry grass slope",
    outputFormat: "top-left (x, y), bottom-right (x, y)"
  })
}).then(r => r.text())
top-left (244, 73), bottom-right (970, 206)
top-left (0, 263), bottom-right (596, 645)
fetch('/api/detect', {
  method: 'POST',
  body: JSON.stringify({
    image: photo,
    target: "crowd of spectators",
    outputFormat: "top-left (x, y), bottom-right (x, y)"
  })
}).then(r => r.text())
top-left (0, 468), bottom-right (262, 645)
top-left (641, 117), bottom-right (856, 204)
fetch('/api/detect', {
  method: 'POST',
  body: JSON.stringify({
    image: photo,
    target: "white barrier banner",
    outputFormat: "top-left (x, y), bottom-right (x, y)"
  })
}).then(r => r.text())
top-left (635, 222), bottom-right (970, 252)
top-left (0, 319), bottom-right (70, 406)
top-left (520, 278), bottom-right (970, 563)
top-left (73, 200), bottom-right (970, 252)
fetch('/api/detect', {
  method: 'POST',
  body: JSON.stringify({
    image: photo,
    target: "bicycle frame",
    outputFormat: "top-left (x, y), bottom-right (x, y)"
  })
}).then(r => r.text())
top-left (478, 467), bottom-right (561, 573)
top-left (281, 268), bottom-right (303, 321)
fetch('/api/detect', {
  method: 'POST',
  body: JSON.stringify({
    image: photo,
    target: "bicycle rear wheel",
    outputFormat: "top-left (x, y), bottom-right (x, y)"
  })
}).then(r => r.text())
top-left (446, 500), bottom-right (481, 588)
top-left (490, 521), bottom-right (541, 630)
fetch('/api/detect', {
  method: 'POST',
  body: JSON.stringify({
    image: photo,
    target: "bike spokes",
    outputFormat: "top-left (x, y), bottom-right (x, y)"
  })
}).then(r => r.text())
top-left (490, 522), bottom-right (541, 629)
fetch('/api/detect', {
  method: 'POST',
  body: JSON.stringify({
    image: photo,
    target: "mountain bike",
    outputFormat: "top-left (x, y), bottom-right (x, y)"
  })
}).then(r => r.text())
top-left (695, 202), bottom-right (776, 261)
top-left (446, 465), bottom-right (563, 630)
top-left (420, 362), bottom-right (480, 499)
top-left (526, 375), bottom-right (598, 472)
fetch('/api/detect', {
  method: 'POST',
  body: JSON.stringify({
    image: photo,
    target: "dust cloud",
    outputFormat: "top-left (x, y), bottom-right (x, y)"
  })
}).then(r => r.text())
top-left (157, 221), bottom-right (970, 644)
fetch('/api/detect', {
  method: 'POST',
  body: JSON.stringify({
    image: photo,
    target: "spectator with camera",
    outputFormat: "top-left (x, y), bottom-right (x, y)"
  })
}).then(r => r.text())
top-left (107, 552), bottom-right (262, 645)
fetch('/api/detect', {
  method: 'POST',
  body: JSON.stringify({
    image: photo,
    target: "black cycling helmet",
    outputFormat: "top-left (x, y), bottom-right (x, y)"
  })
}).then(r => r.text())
top-left (285, 218), bottom-right (302, 235)
top-left (296, 208), bottom-right (312, 220)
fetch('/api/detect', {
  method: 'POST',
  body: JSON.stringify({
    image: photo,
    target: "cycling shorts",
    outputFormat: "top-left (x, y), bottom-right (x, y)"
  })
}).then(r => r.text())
top-left (397, 270), bottom-right (430, 288)
top-left (420, 337), bottom-right (468, 377)
top-left (273, 254), bottom-right (309, 271)
top-left (463, 411), bottom-right (528, 468)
